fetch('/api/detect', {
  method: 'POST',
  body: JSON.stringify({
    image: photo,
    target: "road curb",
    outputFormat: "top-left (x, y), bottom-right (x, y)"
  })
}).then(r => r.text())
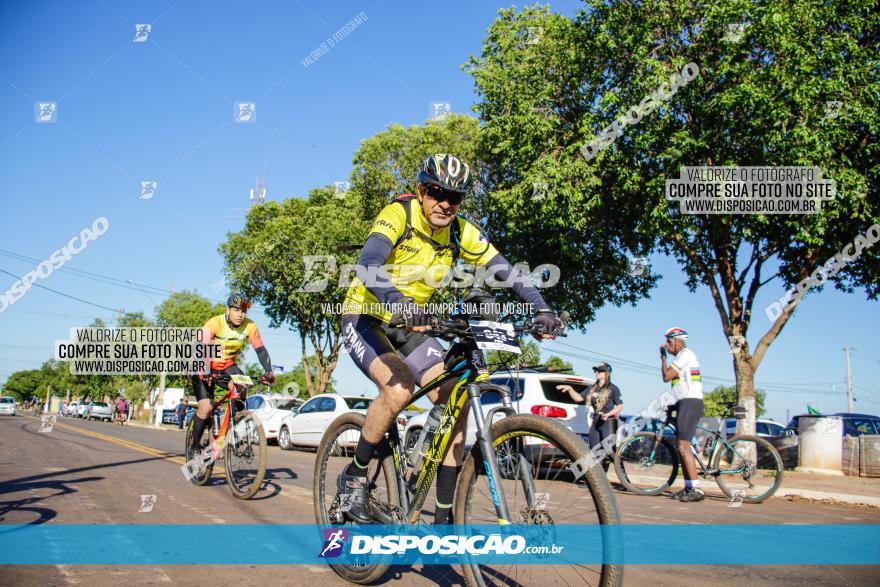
top-left (776, 487), bottom-right (880, 508)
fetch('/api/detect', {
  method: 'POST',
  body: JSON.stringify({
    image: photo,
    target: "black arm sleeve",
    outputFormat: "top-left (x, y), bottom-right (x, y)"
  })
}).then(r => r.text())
top-left (254, 346), bottom-right (272, 373)
top-left (357, 232), bottom-right (406, 305)
top-left (484, 253), bottom-right (549, 311)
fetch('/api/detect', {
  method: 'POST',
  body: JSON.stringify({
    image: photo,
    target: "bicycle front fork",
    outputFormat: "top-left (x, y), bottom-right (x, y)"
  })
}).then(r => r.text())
top-left (469, 383), bottom-right (527, 525)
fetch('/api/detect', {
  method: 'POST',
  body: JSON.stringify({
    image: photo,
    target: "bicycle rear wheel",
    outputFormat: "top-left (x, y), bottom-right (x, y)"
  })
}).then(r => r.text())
top-left (713, 434), bottom-right (783, 503)
top-left (313, 412), bottom-right (401, 585)
top-left (224, 410), bottom-right (267, 499)
top-left (613, 432), bottom-right (679, 496)
top-left (184, 415), bottom-right (213, 486)
top-left (456, 414), bottom-right (623, 587)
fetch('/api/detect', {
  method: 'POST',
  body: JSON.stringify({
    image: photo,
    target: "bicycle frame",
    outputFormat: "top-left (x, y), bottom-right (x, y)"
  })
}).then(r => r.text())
top-left (646, 411), bottom-right (751, 477)
top-left (380, 342), bottom-right (534, 525)
top-left (206, 377), bottom-right (247, 451)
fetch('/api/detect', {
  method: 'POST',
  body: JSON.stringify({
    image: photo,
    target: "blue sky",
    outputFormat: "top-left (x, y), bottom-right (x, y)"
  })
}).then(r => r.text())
top-left (2, 1), bottom-right (878, 423)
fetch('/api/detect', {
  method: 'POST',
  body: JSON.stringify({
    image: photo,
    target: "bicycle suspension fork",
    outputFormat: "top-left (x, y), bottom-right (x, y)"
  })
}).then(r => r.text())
top-left (469, 383), bottom-right (513, 524)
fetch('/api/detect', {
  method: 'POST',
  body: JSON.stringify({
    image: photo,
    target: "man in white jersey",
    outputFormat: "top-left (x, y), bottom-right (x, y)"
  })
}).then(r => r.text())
top-left (660, 327), bottom-right (705, 502)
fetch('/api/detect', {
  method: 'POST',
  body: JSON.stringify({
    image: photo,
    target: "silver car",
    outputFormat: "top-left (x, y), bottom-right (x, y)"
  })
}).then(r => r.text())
top-left (86, 402), bottom-right (112, 421)
top-left (0, 397), bottom-right (16, 416)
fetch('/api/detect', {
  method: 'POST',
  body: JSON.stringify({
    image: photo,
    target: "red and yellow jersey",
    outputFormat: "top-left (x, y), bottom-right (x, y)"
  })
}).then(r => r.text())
top-left (202, 314), bottom-right (264, 370)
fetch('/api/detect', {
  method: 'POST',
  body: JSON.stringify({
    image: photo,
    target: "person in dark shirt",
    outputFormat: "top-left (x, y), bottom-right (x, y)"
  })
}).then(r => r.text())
top-left (558, 362), bottom-right (623, 471)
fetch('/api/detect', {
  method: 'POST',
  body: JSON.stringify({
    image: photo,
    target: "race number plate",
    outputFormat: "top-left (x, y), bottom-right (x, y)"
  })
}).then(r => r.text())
top-left (468, 320), bottom-right (521, 354)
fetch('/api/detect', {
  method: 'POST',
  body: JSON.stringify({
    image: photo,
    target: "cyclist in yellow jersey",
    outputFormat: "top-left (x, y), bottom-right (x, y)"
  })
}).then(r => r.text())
top-left (336, 154), bottom-right (562, 524)
top-left (189, 293), bottom-right (275, 456)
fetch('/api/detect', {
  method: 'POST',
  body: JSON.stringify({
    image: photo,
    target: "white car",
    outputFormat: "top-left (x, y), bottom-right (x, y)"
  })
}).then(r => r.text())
top-left (62, 401), bottom-right (78, 417)
top-left (86, 402), bottom-right (112, 421)
top-left (278, 394), bottom-right (373, 450)
top-left (0, 396), bottom-right (16, 416)
top-left (245, 394), bottom-right (303, 442)
top-left (77, 403), bottom-right (90, 418)
top-left (403, 370), bottom-right (594, 458)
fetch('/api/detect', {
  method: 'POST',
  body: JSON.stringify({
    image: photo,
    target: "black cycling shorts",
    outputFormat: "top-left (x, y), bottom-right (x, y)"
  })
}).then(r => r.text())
top-left (191, 364), bottom-right (244, 402)
top-left (674, 398), bottom-right (704, 442)
top-left (340, 314), bottom-right (445, 384)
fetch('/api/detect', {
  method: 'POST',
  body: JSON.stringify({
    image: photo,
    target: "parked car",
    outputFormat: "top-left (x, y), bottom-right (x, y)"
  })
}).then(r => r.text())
top-left (86, 402), bottom-right (112, 421)
top-left (403, 370), bottom-right (595, 462)
top-left (278, 394), bottom-right (373, 450)
top-left (162, 409), bottom-right (179, 425)
top-left (62, 401), bottom-right (78, 417)
top-left (397, 410), bottom-right (421, 436)
top-left (724, 418), bottom-right (785, 438)
top-left (0, 396), bottom-right (16, 416)
top-left (245, 394), bottom-right (303, 442)
top-left (785, 413), bottom-right (880, 437)
top-left (77, 402), bottom-right (90, 418)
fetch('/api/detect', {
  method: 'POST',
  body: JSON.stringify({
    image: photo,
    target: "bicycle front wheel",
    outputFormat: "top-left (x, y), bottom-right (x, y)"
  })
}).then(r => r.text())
top-left (313, 412), bottom-right (400, 585)
top-left (456, 414), bottom-right (623, 587)
top-left (713, 434), bottom-right (784, 503)
top-left (224, 410), bottom-right (267, 499)
top-left (613, 432), bottom-right (679, 496)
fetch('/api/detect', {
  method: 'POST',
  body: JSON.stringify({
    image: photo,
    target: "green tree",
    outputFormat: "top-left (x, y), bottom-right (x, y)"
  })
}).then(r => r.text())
top-left (155, 291), bottom-right (224, 390)
top-left (155, 291), bottom-right (224, 328)
top-left (221, 189), bottom-right (366, 397)
top-left (2, 369), bottom-right (42, 403)
top-left (467, 3), bottom-right (879, 434)
top-left (246, 358), bottom-right (337, 399)
top-left (703, 385), bottom-right (765, 418)
top-left (486, 339), bottom-right (573, 372)
top-left (350, 115), bottom-right (484, 221)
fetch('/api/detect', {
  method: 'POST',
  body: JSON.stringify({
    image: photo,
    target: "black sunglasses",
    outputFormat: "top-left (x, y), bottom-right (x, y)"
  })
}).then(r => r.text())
top-left (424, 184), bottom-right (464, 205)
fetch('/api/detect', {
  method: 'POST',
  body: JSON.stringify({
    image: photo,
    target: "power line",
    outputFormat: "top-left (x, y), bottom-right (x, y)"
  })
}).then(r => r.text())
top-left (543, 342), bottom-right (845, 395)
top-left (0, 268), bottom-right (120, 314)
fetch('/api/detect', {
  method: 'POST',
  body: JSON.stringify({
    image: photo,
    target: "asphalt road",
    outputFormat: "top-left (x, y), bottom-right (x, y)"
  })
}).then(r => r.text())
top-left (1, 414), bottom-right (877, 586)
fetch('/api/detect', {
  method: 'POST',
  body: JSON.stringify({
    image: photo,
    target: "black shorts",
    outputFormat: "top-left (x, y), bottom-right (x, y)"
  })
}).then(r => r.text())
top-left (340, 314), bottom-right (446, 383)
top-left (191, 364), bottom-right (244, 402)
top-left (674, 398), bottom-right (704, 442)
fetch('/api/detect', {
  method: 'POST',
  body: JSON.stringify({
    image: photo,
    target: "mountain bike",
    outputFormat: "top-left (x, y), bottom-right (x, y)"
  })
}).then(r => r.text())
top-left (314, 308), bottom-right (623, 587)
top-left (613, 402), bottom-right (783, 503)
top-left (185, 372), bottom-right (268, 499)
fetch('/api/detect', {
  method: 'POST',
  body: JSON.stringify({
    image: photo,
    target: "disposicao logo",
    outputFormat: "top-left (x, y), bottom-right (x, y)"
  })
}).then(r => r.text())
top-left (319, 528), bottom-right (348, 558)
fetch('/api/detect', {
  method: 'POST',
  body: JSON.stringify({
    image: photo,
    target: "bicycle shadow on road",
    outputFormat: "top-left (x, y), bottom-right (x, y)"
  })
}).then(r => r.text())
top-left (0, 476), bottom-right (103, 526)
top-left (0, 456), bottom-right (171, 525)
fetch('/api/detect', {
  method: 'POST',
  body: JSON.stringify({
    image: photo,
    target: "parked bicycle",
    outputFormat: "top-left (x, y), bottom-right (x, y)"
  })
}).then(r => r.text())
top-left (313, 307), bottom-right (623, 587)
top-left (613, 402), bottom-right (783, 503)
top-left (185, 372), bottom-right (267, 499)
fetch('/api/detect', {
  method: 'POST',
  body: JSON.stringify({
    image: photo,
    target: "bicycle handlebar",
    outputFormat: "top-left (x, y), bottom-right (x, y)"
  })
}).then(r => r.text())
top-left (389, 310), bottom-right (570, 341)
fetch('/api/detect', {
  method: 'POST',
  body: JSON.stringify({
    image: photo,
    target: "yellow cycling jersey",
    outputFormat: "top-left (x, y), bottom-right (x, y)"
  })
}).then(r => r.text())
top-left (343, 197), bottom-right (499, 323)
top-left (203, 314), bottom-right (264, 370)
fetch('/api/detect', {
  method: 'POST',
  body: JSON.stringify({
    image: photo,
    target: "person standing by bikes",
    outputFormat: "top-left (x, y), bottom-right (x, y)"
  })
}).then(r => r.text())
top-left (336, 154), bottom-right (563, 525)
top-left (115, 395), bottom-right (128, 425)
top-left (189, 293), bottom-right (275, 465)
top-left (660, 327), bottom-right (705, 502)
top-left (558, 362), bottom-right (623, 471)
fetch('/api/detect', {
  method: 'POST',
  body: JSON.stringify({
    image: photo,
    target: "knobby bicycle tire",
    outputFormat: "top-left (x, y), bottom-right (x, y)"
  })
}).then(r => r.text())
top-left (613, 432), bottom-right (679, 496)
top-left (225, 410), bottom-right (267, 499)
top-left (313, 412), bottom-right (400, 585)
top-left (713, 434), bottom-right (784, 504)
top-left (455, 414), bottom-right (624, 587)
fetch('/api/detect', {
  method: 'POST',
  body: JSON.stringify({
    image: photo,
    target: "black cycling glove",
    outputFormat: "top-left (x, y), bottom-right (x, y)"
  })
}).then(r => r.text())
top-left (392, 297), bottom-right (434, 328)
top-left (534, 309), bottom-right (563, 335)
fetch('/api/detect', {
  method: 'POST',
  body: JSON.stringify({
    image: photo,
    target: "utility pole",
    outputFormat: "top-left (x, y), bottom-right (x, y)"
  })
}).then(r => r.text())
top-left (843, 347), bottom-right (853, 413)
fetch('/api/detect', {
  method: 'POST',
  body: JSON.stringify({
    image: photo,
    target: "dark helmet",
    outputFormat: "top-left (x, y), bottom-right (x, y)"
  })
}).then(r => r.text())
top-left (417, 154), bottom-right (474, 194)
top-left (226, 292), bottom-right (251, 311)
